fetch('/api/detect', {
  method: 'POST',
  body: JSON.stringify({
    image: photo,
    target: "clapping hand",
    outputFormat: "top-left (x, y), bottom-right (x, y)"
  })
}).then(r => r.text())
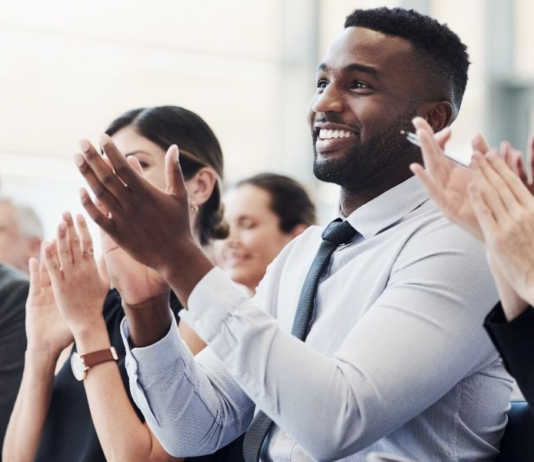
top-left (409, 117), bottom-right (486, 240)
top-left (25, 247), bottom-right (73, 358)
top-left (75, 137), bottom-right (194, 277)
top-left (43, 213), bottom-right (109, 338)
top-left (410, 117), bottom-right (534, 242)
top-left (468, 152), bottom-right (534, 310)
top-left (94, 159), bottom-right (170, 307)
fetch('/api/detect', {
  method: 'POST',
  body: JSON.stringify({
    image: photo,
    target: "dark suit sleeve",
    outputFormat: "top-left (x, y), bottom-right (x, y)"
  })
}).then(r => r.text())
top-left (0, 269), bottom-right (29, 458)
top-left (485, 302), bottom-right (534, 409)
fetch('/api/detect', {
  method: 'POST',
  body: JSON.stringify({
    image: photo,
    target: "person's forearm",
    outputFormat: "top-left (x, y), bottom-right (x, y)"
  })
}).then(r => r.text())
top-left (122, 294), bottom-right (174, 348)
top-left (121, 241), bottom-right (212, 348)
top-left (487, 252), bottom-right (529, 321)
top-left (2, 350), bottom-right (57, 462)
top-left (74, 322), bottom-right (184, 462)
top-left (158, 239), bottom-right (214, 309)
top-left (178, 320), bottom-right (206, 356)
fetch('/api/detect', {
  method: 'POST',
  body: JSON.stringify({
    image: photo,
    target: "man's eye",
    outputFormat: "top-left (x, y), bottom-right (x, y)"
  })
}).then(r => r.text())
top-left (316, 80), bottom-right (328, 90)
top-left (352, 81), bottom-right (369, 90)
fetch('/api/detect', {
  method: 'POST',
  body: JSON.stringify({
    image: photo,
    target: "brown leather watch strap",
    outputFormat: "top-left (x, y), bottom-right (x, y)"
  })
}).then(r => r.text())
top-left (81, 347), bottom-right (119, 368)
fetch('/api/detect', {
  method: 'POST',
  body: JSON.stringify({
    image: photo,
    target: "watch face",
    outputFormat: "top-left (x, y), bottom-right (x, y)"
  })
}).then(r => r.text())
top-left (71, 353), bottom-right (87, 381)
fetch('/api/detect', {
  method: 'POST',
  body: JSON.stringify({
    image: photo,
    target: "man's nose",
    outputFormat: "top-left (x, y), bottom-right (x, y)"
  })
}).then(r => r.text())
top-left (311, 83), bottom-right (344, 114)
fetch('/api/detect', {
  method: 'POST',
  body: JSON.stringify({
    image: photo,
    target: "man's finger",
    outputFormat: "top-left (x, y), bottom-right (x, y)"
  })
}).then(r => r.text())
top-left (79, 187), bottom-right (116, 235)
top-left (99, 134), bottom-right (145, 192)
top-left (165, 145), bottom-right (187, 196)
top-left (126, 155), bottom-right (144, 175)
top-left (76, 141), bottom-right (125, 212)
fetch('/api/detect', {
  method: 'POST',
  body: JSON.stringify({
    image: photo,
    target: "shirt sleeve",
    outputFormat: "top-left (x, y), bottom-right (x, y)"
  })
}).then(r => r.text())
top-left (485, 303), bottom-right (534, 409)
top-left (121, 305), bottom-right (255, 458)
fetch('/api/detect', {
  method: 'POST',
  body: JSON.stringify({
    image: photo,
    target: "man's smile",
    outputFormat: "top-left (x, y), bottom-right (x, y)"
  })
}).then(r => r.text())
top-left (314, 123), bottom-right (357, 154)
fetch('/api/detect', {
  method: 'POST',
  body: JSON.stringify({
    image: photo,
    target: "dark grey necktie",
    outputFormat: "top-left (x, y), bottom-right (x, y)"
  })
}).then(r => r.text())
top-left (242, 219), bottom-right (357, 462)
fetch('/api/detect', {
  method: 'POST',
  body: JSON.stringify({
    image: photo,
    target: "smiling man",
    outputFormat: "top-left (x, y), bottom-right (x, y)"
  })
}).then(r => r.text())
top-left (75, 7), bottom-right (510, 461)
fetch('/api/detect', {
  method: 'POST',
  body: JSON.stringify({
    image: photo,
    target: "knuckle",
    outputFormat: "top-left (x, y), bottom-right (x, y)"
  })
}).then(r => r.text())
top-left (84, 148), bottom-right (98, 161)
top-left (93, 185), bottom-right (107, 199)
top-left (80, 194), bottom-right (92, 207)
top-left (101, 174), bottom-right (115, 187)
top-left (114, 162), bottom-right (130, 176)
top-left (93, 214), bottom-right (107, 227)
top-left (78, 162), bottom-right (90, 174)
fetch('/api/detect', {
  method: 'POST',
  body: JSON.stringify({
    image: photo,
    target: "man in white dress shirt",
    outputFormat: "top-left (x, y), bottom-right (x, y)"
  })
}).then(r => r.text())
top-left (74, 7), bottom-right (511, 461)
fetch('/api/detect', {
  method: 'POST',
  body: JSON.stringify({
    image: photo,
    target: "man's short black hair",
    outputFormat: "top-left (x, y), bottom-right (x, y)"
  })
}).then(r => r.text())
top-left (345, 7), bottom-right (469, 118)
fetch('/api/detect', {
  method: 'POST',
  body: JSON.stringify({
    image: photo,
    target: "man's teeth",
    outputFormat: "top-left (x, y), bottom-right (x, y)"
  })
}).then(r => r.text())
top-left (319, 129), bottom-right (353, 139)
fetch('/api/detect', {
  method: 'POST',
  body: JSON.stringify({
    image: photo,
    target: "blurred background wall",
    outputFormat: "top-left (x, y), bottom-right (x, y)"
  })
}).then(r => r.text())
top-left (0, 0), bottom-right (532, 241)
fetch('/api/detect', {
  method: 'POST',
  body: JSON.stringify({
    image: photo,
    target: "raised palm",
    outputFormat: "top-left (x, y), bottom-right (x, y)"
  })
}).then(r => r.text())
top-left (410, 117), bottom-right (485, 241)
top-left (101, 230), bottom-right (169, 305)
top-left (25, 257), bottom-right (73, 356)
top-left (95, 156), bottom-right (171, 306)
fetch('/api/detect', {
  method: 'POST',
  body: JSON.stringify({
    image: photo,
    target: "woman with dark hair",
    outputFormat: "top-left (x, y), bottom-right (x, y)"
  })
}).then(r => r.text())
top-left (216, 173), bottom-right (317, 295)
top-left (3, 106), bottom-right (233, 462)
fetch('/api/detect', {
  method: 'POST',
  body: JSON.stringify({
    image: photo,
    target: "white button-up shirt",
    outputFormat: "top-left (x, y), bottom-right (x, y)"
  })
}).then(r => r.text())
top-left (122, 177), bottom-right (511, 461)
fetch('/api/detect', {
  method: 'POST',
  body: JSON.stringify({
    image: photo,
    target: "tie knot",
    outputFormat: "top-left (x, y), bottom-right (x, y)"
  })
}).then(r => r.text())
top-left (321, 219), bottom-right (357, 245)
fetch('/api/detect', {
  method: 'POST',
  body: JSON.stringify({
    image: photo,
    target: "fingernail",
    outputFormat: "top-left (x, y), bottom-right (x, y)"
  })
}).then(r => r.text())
top-left (79, 139), bottom-right (90, 152)
top-left (172, 145), bottom-right (179, 161)
top-left (74, 153), bottom-right (85, 167)
top-left (63, 211), bottom-right (72, 221)
top-left (100, 133), bottom-right (111, 146)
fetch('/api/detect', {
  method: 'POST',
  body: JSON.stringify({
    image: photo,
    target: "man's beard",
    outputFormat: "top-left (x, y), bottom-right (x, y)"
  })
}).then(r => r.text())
top-left (313, 116), bottom-right (416, 189)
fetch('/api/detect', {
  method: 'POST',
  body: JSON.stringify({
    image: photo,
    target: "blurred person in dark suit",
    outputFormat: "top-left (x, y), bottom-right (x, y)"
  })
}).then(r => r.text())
top-left (0, 196), bottom-right (30, 460)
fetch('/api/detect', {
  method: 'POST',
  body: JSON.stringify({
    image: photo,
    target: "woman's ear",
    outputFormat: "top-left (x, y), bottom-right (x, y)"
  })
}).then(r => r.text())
top-left (187, 167), bottom-right (218, 207)
top-left (417, 101), bottom-right (453, 133)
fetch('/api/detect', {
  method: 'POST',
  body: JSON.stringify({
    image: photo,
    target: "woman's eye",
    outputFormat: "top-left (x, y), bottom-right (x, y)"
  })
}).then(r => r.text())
top-left (139, 161), bottom-right (149, 169)
top-left (316, 80), bottom-right (328, 90)
top-left (240, 219), bottom-right (255, 229)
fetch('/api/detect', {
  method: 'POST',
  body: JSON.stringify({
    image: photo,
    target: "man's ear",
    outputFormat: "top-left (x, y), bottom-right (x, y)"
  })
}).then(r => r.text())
top-left (417, 101), bottom-right (453, 133)
top-left (187, 167), bottom-right (218, 207)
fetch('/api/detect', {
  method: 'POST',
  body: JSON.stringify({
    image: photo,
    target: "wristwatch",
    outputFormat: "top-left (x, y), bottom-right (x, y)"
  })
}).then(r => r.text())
top-left (71, 347), bottom-right (119, 381)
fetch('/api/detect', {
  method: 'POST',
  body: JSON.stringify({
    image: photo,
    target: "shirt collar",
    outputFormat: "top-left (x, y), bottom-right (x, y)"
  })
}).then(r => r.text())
top-left (343, 176), bottom-right (430, 239)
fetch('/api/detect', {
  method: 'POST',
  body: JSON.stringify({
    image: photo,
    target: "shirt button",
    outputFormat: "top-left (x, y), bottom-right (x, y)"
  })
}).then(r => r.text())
top-left (195, 320), bottom-right (203, 330)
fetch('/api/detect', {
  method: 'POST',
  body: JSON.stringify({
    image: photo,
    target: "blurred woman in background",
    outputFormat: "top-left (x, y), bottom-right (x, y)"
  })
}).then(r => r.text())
top-left (216, 173), bottom-right (317, 295)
